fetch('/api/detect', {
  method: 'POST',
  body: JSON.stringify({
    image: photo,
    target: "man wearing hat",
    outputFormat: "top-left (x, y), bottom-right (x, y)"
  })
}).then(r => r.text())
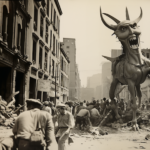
top-left (55, 103), bottom-right (74, 150)
top-left (13, 99), bottom-right (57, 150)
top-left (42, 101), bottom-right (52, 115)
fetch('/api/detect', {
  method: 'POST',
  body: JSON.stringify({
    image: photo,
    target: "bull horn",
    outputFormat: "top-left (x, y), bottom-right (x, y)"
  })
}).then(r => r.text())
top-left (126, 7), bottom-right (130, 20)
top-left (133, 7), bottom-right (142, 24)
top-left (103, 13), bottom-right (120, 24)
top-left (100, 7), bottom-right (117, 31)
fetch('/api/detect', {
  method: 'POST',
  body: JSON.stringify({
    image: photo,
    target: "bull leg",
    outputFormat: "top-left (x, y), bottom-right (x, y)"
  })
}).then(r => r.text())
top-left (109, 79), bottom-right (120, 120)
top-left (128, 80), bottom-right (139, 131)
top-left (136, 85), bottom-right (142, 108)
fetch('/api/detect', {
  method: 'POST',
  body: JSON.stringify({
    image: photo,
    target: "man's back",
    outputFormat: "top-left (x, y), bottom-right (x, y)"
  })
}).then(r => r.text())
top-left (90, 108), bottom-right (100, 117)
top-left (13, 109), bottom-right (54, 140)
top-left (77, 109), bottom-right (90, 117)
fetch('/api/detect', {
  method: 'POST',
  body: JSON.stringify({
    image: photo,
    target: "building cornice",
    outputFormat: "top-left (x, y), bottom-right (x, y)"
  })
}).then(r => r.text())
top-left (46, 17), bottom-right (51, 26)
top-left (60, 47), bottom-right (70, 63)
top-left (39, 40), bottom-right (45, 47)
top-left (54, 0), bottom-right (63, 15)
top-left (40, 8), bottom-right (46, 17)
top-left (45, 46), bottom-right (50, 52)
top-left (32, 33), bottom-right (39, 41)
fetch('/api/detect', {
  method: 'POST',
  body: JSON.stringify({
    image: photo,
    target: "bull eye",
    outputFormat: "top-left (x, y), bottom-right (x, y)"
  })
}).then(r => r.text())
top-left (120, 27), bottom-right (127, 32)
top-left (131, 23), bottom-right (137, 29)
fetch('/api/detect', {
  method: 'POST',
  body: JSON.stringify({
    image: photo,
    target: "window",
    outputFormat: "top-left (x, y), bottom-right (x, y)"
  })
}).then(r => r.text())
top-left (61, 56), bottom-right (63, 70)
top-left (47, 0), bottom-right (49, 16)
top-left (45, 24), bottom-right (48, 43)
top-left (51, 3), bottom-right (53, 22)
top-left (40, 16), bottom-right (44, 37)
top-left (34, 6), bottom-right (38, 31)
top-left (50, 30), bottom-right (52, 48)
top-left (17, 24), bottom-right (22, 52)
top-left (44, 51), bottom-right (48, 71)
top-left (2, 6), bottom-right (8, 42)
top-left (58, 19), bottom-right (60, 36)
top-left (52, 59), bottom-right (55, 77)
top-left (53, 34), bottom-right (55, 53)
top-left (53, 9), bottom-right (56, 25)
top-left (49, 56), bottom-right (51, 75)
top-left (57, 16), bottom-right (58, 31)
top-left (147, 53), bottom-right (149, 58)
top-left (56, 40), bottom-right (57, 57)
top-left (39, 47), bottom-right (42, 69)
top-left (58, 43), bottom-right (59, 57)
top-left (32, 40), bottom-right (36, 63)
top-left (56, 64), bottom-right (58, 80)
top-left (21, 19), bottom-right (25, 56)
top-left (61, 73), bottom-right (63, 86)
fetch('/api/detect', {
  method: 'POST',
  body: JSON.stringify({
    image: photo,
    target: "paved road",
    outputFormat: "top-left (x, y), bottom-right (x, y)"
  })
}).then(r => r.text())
top-left (0, 127), bottom-right (150, 150)
top-left (69, 128), bottom-right (150, 150)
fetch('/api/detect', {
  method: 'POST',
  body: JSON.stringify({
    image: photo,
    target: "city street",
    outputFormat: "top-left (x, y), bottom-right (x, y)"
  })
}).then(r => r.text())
top-left (0, 126), bottom-right (150, 150)
top-left (70, 129), bottom-right (150, 150)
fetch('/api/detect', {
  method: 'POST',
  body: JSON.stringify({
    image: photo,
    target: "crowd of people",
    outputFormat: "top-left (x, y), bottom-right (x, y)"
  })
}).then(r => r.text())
top-left (11, 97), bottom-right (150, 150)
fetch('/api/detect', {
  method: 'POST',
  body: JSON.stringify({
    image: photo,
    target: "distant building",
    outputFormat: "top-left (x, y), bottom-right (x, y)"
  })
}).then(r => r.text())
top-left (141, 49), bottom-right (150, 102)
top-left (95, 85), bottom-right (102, 100)
top-left (80, 87), bottom-right (94, 102)
top-left (87, 73), bottom-right (101, 88)
top-left (60, 43), bottom-right (70, 102)
top-left (101, 62), bottom-right (111, 98)
top-left (111, 49), bottom-right (123, 57)
top-left (142, 49), bottom-right (150, 59)
top-left (62, 38), bottom-right (81, 101)
top-left (86, 73), bottom-right (101, 99)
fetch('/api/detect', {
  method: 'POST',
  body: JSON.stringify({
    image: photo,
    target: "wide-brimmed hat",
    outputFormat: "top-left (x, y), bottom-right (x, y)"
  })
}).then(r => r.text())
top-left (26, 99), bottom-right (42, 105)
top-left (56, 103), bottom-right (66, 108)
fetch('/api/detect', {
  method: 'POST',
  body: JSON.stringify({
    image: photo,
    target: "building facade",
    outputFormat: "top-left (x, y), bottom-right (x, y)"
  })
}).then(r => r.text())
top-left (141, 49), bottom-right (150, 102)
top-left (27, 0), bottom-right (62, 103)
top-left (0, 1), bottom-right (32, 109)
top-left (62, 38), bottom-right (81, 101)
top-left (111, 49), bottom-right (123, 58)
top-left (101, 62), bottom-right (112, 98)
top-left (86, 73), bottom-right (101, 99)
top-left (60, 42), bottom-right (70, 103)
top-left (80, 87), bottom-right (94, 102)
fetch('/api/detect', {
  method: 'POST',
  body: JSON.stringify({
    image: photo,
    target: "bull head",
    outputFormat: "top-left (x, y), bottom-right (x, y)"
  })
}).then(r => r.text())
top-left (100, 7), bottom-right (142, 54)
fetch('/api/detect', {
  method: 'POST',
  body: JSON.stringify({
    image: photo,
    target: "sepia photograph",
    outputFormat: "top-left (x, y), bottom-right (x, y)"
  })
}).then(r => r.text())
top-left (0, 0), bottom-right (150, 150)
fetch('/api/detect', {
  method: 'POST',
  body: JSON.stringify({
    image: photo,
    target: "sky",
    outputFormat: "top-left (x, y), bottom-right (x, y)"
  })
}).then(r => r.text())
top-left (59, 0), bottom-right (150, 87)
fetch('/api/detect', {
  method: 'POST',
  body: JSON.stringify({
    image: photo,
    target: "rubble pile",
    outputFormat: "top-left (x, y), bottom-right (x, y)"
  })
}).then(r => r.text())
top-left (0, 92), bottom-right (23, 129)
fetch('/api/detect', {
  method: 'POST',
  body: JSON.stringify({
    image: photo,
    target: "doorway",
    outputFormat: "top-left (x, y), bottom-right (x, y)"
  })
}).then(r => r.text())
top-left (0, 67), bottom-right (11, 101)
top-left (15, 71), bottom-right (24, 106)
top-left (29, 77), bottom-right (36, 99)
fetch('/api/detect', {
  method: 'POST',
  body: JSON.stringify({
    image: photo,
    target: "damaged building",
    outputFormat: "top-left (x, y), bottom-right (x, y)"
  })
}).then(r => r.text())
top-left (0, 1), bottom-right (32, 110)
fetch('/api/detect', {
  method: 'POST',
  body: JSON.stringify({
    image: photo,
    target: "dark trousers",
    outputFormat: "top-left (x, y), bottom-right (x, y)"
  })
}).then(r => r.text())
top-left (18, 139), bottom-right (44, 150)
top-left (76, 116), bottom-right (87, 129)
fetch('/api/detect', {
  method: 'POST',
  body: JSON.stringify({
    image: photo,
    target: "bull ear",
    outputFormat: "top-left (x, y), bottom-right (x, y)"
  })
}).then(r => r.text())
top-left (133, 7), bottom-right (142, 24)
top-left (100, 7), bottom-right (117, 31)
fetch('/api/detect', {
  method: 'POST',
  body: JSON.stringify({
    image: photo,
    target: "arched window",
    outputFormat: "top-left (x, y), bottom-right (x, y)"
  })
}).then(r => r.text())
top-left (8, 2), bottom-right (14, 49)
top-left (17, 24), bottom-right (22, 52)
top-left (21, 19), bottom-right (25, 56)
top-left (2, 6), bottom-right (8, 43)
